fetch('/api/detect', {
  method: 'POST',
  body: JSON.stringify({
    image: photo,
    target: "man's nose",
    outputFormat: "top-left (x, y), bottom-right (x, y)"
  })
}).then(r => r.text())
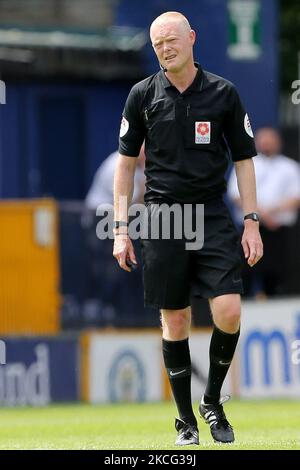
top-left (163, 43), bottom-right (171, 53)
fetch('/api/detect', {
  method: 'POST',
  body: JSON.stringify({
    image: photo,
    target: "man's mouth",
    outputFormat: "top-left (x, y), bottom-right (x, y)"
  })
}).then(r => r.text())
top-left (165, 55), bottom-right (176, 61)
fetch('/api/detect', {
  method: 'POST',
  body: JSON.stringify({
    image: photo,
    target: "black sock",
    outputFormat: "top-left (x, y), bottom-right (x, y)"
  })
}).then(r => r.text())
top-left (162, 338), bottom-right (197, 426)
top-left (204, 326), bottom-right (240, 405)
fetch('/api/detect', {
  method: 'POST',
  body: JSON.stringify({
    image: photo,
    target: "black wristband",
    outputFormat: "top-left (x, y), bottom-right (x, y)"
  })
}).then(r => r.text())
top-left (113, 221), bottom-right (128, 229)
top-left (244, 212), bottom-right (260, 222)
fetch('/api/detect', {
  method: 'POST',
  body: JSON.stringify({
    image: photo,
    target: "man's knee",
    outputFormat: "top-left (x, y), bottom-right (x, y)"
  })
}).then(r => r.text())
top-left (221, 307), bottom-right (241, 329)
top-left (209, 294), bottom-right (241, 332)
top-left (161, 307), bottom-right (191, 340)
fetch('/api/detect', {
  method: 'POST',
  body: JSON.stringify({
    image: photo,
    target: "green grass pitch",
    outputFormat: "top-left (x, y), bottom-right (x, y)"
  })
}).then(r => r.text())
top-left (0, 400), bottom-right (299, 450)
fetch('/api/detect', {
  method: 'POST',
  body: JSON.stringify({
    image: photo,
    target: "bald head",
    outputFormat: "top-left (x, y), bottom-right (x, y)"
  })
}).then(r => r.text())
top-left (150, 12), bottom-right (192, 39)
top-left (150, 11), bottom-right (195, 75)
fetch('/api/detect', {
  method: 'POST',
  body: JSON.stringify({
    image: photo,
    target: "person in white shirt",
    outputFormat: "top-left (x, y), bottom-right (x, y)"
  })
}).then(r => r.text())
top-left (86, 146), bottom-right (145, 209)
top-left (228, 127), bottom-right (300, 297)
top-left (84, 145), bottom-right (146, 316)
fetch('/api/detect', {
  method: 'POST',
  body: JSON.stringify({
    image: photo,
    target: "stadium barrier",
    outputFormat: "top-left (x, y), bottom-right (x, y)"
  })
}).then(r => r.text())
top-left (237, 297), bottom-right (300, 398)
top-left (0, 336), bottom-right (79, 406)
top-left (80, 298), bottom-right (300, 402)
top-left (0, 303), bottom-right (299, 406)
top-left (79, 328), bottom-right (237, 403)
top-left (80, 329), bottom-right (164, 403)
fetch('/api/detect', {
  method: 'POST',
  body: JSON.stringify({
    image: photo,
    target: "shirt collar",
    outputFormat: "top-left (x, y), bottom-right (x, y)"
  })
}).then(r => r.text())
top-left (159, 62), bottom-right (203, 93)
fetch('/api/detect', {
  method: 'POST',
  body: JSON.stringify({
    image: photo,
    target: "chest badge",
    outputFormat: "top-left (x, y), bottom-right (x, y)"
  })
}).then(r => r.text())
top-left (195, 121), bottom-right (211, 144)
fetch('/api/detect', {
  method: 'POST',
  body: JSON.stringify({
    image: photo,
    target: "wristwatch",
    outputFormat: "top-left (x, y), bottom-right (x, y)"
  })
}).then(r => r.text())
top-left (244, 212), bottom-right (260, 222)
top-left (113, 221), bottom-right (128, 229)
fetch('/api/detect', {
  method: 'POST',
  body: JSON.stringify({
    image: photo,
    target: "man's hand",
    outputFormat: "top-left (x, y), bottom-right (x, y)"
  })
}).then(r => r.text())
top-left (113, 234), bottom-right (137, 272)
top-left (241, 220), bottom-right (263, 267)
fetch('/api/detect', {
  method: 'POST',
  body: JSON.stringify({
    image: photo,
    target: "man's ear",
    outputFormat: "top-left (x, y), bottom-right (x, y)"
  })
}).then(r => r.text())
top-left (190, 30), bottom-right (196, 45)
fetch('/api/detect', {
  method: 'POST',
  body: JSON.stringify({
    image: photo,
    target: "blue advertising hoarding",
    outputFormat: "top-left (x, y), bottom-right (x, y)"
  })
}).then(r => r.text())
top-left (0, 337), bottom-right (79, 406)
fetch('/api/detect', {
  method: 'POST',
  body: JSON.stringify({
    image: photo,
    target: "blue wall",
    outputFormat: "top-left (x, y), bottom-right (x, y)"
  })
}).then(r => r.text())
top-left (0, 81), bottom-right (132, 198)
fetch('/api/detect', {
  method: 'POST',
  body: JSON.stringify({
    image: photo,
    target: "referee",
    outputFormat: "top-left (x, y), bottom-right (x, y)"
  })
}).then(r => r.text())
top-left (113, 11), bottom-right (263, 445)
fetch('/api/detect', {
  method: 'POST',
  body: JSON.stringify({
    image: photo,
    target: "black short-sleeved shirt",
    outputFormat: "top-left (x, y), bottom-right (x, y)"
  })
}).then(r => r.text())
top-left (119, 63), bottom-right (256, 204)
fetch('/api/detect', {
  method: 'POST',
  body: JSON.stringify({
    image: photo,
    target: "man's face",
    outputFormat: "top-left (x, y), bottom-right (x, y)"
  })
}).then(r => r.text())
top-left (150, 20), bottom-right (195, 73)
top-left (255, 129), bottom-right (281, 157)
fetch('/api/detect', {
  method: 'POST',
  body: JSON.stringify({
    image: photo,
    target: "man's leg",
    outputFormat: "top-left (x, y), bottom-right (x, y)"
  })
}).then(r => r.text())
top-left (204, 293), bottom-right (241, 404)
top-left (199, 293), bottom-right (240, 443)
top-left (161, 307), bottom-right (197, 426)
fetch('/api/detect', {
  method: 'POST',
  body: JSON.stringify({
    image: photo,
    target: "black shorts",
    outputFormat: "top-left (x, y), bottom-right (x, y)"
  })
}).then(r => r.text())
top-left (140, 198), bottom-right (243, 309)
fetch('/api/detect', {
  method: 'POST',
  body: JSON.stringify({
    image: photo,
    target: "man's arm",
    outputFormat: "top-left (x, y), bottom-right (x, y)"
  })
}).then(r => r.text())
top-left (234, 158), bottom-right (263, 267)
top-left (113, 154), bottom-right (138, 272)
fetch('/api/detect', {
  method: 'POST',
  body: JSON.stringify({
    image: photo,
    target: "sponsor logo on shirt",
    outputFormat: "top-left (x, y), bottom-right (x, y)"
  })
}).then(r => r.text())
top-left (195, 121), bottom-right (211, 144)
top-left (119, 116), bottom-right (129, 137)
top-left (244, 113), bottom-right (254, 138)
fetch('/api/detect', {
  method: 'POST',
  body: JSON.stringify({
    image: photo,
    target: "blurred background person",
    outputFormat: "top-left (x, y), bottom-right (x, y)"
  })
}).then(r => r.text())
top-left (83, 144), bottom-right (146, 324)
top-left (86, 145), bottom-right (146, 208)
top-left (228, 127), bottom-right (300, 298)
